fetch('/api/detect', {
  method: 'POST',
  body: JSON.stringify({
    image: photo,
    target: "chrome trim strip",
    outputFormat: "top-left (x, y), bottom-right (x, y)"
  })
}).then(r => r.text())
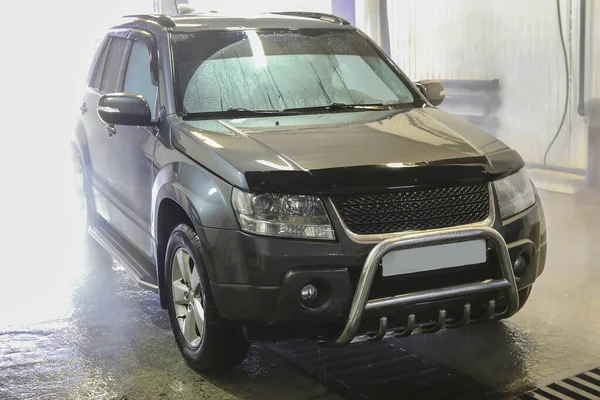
top-left (329, 183), bottom-right (495, 244)
top-left (328, 185), bottom-right (519, 347)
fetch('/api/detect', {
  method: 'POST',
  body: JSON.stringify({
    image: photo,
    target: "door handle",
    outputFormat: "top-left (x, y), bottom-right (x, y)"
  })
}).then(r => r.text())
top-left (106, 125), bottom-right (116, 137)
top-left (80, 102), bottom-right (87, 115)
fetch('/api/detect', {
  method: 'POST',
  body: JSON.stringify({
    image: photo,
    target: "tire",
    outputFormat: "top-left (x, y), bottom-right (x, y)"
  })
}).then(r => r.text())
top-left (164, 224), bottom-right (249, 373)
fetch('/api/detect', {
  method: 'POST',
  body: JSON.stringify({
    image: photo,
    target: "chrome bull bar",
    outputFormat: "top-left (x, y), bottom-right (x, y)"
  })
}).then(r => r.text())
top-left (328, 187), bottom-right (519, 347)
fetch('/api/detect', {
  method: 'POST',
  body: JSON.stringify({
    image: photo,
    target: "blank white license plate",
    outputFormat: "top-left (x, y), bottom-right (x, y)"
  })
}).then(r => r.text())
top-left (381, 240), bottom-right (487, 277)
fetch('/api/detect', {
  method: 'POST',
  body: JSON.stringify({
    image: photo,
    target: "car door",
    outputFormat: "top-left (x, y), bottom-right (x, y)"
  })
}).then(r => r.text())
top-left (81, 35), bottom-right (129, 220)
top-left (105, 32), bottom-right (159, 263)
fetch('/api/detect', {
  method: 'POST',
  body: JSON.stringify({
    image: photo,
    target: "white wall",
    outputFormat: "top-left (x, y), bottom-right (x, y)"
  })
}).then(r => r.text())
top-left (355, 0), bottom-right (382, 45)
top-left (386, 0), bottom-right (586, 169)
top-left (589, 0), bottom-right (600, 101)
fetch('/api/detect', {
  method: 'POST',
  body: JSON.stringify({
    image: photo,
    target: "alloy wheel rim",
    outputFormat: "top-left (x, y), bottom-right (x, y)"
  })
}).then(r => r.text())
top-left (171, 247), bottom-right (205, 347)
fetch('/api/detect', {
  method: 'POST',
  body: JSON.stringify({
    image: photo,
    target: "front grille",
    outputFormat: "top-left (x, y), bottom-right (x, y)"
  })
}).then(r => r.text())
top-left (331, 183), bottom-right (490, 235)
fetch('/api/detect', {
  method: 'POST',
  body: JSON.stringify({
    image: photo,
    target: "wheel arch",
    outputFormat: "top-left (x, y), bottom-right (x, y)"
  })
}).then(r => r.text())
top-left (152, 162), bottom-right (238, 308)
top-left (155, 196), bottom-right (196, 308)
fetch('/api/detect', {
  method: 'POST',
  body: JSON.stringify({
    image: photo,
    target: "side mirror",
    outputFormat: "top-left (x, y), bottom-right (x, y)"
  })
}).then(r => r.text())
top-left (416, 80), bottom-right (446, 106)
top-left (97, 93), bottom-right (152, 126)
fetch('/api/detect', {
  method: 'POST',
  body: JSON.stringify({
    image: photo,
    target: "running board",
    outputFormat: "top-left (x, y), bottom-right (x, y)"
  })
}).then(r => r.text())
top-left (88, 223), bottom-right (158, 292)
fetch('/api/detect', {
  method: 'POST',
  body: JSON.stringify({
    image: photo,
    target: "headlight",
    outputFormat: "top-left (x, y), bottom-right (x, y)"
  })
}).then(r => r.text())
top-left (231, 188), bottom-right (335, 240)
top-left (493, 169), bottom-right (536, 219)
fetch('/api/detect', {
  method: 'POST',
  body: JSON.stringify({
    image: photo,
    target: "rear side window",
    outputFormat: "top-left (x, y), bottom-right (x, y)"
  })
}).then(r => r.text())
top-left (124, 41), bottom-right (158, 118)
top-left (100, 37), bottom-right (128, 93)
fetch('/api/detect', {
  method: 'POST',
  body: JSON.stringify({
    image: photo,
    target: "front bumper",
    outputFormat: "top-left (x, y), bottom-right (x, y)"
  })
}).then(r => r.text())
top-left (332, 224), bottom-right (517, 346)
top-left (205, 188), bottom-right (547, 343)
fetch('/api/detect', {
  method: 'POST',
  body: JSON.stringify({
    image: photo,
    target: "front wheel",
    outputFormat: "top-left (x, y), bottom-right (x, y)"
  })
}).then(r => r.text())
top-left (165, 224), bottom-right (249, 373)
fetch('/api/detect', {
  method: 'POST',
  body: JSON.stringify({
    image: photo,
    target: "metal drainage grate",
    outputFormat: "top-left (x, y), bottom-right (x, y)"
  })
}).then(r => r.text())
top-left (264, 339), bottom-right (494, 400)
top-left (519, 368), bottom-right (600, 399)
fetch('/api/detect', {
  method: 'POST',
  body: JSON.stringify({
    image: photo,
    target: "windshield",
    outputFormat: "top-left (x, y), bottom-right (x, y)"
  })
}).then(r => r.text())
top-left (172, 29), bottom-right (418, 117)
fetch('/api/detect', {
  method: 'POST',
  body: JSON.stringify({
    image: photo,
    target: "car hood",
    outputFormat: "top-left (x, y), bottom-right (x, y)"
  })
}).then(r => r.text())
top-left (172, 107), bottom-right (523, 194)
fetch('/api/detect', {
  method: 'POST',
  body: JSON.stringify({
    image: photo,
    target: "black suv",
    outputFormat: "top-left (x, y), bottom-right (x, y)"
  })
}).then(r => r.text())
top-left (72, 12), bottom-right (547, 373)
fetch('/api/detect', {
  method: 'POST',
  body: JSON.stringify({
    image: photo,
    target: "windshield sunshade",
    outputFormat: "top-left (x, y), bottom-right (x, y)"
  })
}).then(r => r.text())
top-left (172, 29), bottom-right (417, 117)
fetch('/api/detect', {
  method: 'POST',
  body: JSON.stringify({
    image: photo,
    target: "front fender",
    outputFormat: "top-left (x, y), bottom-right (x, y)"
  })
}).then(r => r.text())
top-left (152, 161), bottom-right (239, 308)
top-left (151, 162), bottom-right (239, 239)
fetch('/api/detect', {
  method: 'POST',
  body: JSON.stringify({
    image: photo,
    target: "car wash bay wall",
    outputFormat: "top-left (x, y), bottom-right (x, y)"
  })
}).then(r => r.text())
top-left (590, 0), bottom-right (600, 102)
top-left (385, 0), bottom-right (588, 173)
top-left (584, 0), bottom-right (600, 187)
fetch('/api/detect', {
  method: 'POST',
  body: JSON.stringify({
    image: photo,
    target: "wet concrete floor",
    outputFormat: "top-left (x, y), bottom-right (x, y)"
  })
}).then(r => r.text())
top-left (401, 190), bottom-right (600, 394)
top-left (0, 164), bottom-right (599, 399)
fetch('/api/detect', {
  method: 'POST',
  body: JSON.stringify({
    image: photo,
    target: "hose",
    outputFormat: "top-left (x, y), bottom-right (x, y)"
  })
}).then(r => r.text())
top-left (543, 0), bottom-right (570, 164)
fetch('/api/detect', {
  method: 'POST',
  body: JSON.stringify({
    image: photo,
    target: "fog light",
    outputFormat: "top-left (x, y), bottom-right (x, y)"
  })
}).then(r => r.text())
top-left (300, 284), bottom-right (318, 305)
top-left (513, 256), bottom-right (528, 277)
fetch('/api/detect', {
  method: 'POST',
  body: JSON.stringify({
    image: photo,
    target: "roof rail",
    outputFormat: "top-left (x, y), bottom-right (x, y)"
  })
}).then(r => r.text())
top-left (268, 11), bottom-right (350, 25)
top-left (123, 14), bottom-right (176, 28)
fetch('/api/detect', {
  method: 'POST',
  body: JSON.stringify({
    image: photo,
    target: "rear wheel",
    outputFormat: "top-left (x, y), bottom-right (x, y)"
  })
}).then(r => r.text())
top-left (165, 224), bottom-right (249, 373)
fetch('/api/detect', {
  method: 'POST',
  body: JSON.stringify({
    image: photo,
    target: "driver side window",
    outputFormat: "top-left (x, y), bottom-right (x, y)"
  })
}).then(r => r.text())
top-left (124, 40), bottom-right (158, 119)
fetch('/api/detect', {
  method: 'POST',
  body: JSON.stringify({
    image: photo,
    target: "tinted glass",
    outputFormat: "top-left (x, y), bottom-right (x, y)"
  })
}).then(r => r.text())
top-left (172, 30), bottom-right (416, 114)
top-left (88, 37), bottom-right (110, 90)
top-left (124, 41), bottom-right (158, 118)
top-left (100, 37), bottom-right (127, 93)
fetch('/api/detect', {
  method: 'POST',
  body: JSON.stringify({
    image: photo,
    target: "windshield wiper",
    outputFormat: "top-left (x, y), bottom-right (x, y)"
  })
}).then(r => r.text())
top-left (182, 108), bottom-right (300, 120)
top-left (226, 107), bottom-right (290, 114)
top-left (284, 103), bottom-right (400, 113)
top-left (181, 103), bottom-right (413, 119)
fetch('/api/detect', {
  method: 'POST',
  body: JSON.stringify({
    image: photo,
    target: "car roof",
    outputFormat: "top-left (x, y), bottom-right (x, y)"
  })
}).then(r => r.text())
top-left (116, 12), bottom-right (354, 33)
